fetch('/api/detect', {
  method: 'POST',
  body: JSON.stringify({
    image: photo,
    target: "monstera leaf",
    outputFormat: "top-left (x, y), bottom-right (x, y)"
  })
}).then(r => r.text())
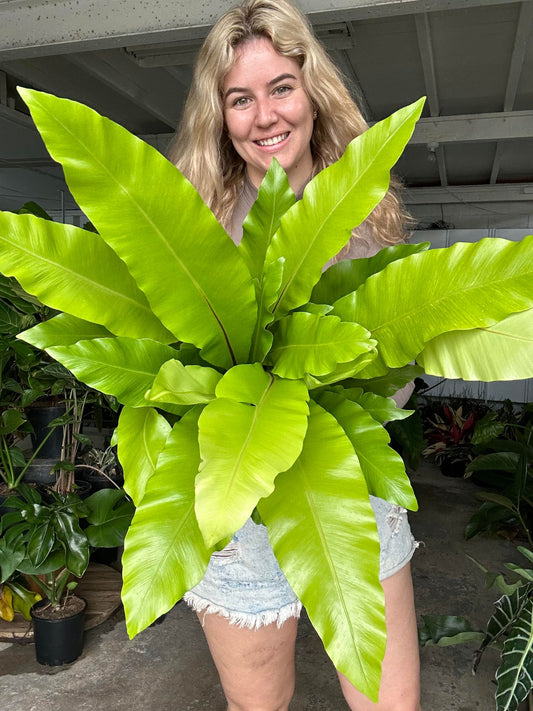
top-left (0, 87), bottom-right (532, 703)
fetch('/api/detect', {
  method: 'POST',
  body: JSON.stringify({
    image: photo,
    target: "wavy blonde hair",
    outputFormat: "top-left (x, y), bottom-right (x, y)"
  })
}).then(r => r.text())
top-left (168, 0), bottom-right (410, 245)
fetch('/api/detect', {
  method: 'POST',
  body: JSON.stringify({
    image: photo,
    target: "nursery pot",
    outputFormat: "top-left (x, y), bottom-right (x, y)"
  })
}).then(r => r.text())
top-left (30, 596), bottom-right (86, 666)
top-left (26, 404), bottom-right (65, 460)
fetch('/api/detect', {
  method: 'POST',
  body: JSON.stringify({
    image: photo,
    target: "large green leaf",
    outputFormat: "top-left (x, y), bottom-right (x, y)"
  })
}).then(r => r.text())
top-left (495, 598), bottom-right (533, 711)
top-left (333, 237), bottom-right (533, 368)
top-left (268, 312), bottom-right (376, 379)
top-left (310, 242), bottom-right (431, 306)
top-left (121, 408), bottom-right (212, 637)
top-left (249, 257), bottom-right (285, 363)
top-left (145, 360), bottom-right (223, 406)
top-left (84, 489), bottom-right (135, 548)
top-left (19, 87), bottom-right (257, 369)
top-left (47, 337), bottom-right (178, 408)
top-left (239, 158), bottom-right (295, 280)
top-left (267, 98), bottom-right (425, 317)
top-left (418, 309), bottom-right (533, 381)
top-left (315, 391), bottom-right (417, 510)
top-left (19, 313), bottom-right (113, 349)
top-left (117, 406), bottom-right (171, 506)
top-left (0, 211), bottom-right (174, 343)
top-left (345, 363), bottom-right (424, 397)
top-left (341, 388), bottom-right (413, 423)
top-left (258, 400), bottom-right (385, 701)
top-left (196, 364), bottom-right (309, 547)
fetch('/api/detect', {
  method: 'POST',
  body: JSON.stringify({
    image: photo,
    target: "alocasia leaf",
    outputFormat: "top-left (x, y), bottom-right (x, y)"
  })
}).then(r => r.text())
top-left (417, 309), bottom-right (533, 381)
top-left (117, 406), bottom-right (171, 506)
top-left (145, 360), bottom-right (223, 406)
top-left (258, 400), bottom-right (385, 703)
top-left (196, 364), bottom-right (309, 547)
top-left (310, 242), bottom-right (431, 305)
top-left (268, 311), bottom-right (376, 379)
top-left (0, 212), bottom-right (174, 344)
top-left (122, 408), bottom-right (212, 637)
top-left (267, 97), bottom-right (425, 317)
top-left (314, 391), bottom-right (417, 510)
top-left (18, 87), bottom-right (257, 369)
top-left (47, 337), bottom-right (179, 408)
top-left (333, 237), bottom-right (533, 368)
top-left (495, 603), bottom-right (533, 711)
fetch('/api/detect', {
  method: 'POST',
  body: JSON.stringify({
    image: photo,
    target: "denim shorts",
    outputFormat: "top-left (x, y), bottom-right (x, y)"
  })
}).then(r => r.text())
top-left (183, 496), bottom-right (418, 629)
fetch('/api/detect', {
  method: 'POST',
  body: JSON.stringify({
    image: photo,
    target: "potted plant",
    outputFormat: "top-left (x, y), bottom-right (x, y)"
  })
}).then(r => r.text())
top-left (0, 482), bottom-right (134, 664)
top-left (0, 87), bottom-right (531, 700)
top-left (422, 398), bottom-right (488, 477)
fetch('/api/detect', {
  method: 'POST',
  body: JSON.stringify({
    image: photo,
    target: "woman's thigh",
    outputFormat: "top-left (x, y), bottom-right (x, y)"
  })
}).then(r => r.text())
top-left (199, 612), bottom-right (298, 711)
top-left (338, 563), bottom-right (421, 711)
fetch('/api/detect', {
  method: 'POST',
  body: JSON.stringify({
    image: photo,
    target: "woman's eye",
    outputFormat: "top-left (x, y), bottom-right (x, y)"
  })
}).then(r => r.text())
top-left (232, 96), bottom-right (250, 107)
top-left (274, 85), bottom-right (291, 96)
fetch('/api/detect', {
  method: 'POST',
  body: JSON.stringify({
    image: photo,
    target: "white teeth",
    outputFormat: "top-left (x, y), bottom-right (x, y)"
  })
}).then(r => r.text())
top-left (256, 133), bottom-right (288, 147)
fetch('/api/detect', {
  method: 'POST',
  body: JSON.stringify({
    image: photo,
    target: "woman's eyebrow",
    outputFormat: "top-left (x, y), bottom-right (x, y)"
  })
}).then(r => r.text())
top-left (224, 73), bottom-right (298, 100)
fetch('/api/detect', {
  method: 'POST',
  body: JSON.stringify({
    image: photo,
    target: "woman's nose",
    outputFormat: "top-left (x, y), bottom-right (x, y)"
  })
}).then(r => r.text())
top-left (255, 98), bottom-right (276, 127)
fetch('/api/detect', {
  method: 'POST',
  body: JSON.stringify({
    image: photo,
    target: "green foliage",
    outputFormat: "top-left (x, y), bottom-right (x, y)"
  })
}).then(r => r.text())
top-left (0, 483), bottom-right (132, 608)
top-left (0, 87), bottom-right (531, 700)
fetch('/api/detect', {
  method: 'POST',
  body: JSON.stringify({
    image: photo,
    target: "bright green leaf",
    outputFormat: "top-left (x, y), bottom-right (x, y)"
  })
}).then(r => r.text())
top-left (196, 364), bottom-right (309, 547)
top-left (418, 309), bottom-right (533, 381)
top-left (47, 337), bottom-right (179, 408)
top-left (268, 98), bottom-right (425, 317)
top-left (122, 408), bottom-right (212, 637)
top-left (258, 400), bottom-right (385, 702)
top-left (0, 211), bottom-right (174, 343)
top-left (116, 406), bottom-right (172, 506)
top-left (269, 312), bottom-right (376, 379)
top-left (19, 87), bottom-right (257, 369)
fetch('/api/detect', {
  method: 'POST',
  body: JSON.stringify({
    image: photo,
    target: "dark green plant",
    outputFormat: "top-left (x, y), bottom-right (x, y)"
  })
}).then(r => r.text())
top-left (0, 86), bottom-right (531, 700)
top-left (419, 545), bottom-right (533, 711)
top-left (465, 404), bottom-right (533, 543)
top-left (0, 483), bottom-right (133, 610)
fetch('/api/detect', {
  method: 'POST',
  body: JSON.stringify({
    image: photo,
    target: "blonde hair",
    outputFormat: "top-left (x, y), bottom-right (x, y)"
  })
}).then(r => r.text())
top-left (168, 0), bottom-right (410, 245)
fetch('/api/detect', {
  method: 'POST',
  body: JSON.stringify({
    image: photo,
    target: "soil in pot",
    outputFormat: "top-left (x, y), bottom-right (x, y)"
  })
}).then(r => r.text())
top-left (31, 595), bottom-right (86, 666)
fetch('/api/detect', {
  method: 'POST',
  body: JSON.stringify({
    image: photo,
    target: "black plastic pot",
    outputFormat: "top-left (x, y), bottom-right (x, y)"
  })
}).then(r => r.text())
top-left (22, 458), bottom-right (57, 486)
top-left (26, 404), bottom-right (65, 459)
top-left (30, 596), bottom-right (86, 666)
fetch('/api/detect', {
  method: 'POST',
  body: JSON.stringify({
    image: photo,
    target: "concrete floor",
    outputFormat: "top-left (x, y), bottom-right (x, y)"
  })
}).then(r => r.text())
top-left (0, 462), bottom-right (523, 710)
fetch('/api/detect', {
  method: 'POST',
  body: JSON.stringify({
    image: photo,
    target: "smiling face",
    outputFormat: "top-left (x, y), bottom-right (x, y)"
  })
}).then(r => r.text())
top-left (222, 37), bottom-right (315, 192)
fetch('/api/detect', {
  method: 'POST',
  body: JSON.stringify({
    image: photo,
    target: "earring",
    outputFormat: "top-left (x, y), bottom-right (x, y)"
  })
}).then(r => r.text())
top-left (313, 109), bottom-right (318, 120)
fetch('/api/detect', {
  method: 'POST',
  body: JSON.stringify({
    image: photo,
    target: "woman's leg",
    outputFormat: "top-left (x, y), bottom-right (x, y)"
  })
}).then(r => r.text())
top-left (338, 563), bottom-right (421, 711)
top-left (198, 612), bottom-right (299, 711)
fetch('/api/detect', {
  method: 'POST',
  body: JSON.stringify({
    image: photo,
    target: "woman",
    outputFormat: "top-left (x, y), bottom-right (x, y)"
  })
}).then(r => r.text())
top-left (168, 1), bottom-right (421, 709)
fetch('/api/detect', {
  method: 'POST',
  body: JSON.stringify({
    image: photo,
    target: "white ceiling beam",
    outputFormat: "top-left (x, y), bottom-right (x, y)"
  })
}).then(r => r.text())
top-left (405, 183), bottom-right (533, 204)
top-left (0, 0), bottom-right (524, 60)
top-left (410, 111), bottom-right (533, 144)
top-left (414, 13), bottom-right (439, 117)
top-left (490, 2), bottom-right (533, 183)
top-left (66, 52), bottom-right (177, 128)
top-left (504, 1), bottom-right (533, 112)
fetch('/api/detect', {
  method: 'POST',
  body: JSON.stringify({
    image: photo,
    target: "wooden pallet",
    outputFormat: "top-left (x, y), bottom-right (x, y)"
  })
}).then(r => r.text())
top-left (0, 563), bottom-right (122, 643)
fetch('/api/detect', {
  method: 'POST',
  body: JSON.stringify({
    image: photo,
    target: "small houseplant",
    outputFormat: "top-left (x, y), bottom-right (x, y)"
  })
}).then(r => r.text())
top-left (0, 482), bottom-right (134, 664)
top-left (0, 87), bottom-right (531, 699)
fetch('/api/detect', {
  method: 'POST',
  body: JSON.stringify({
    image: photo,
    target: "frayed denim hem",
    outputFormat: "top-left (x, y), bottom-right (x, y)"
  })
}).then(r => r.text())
top-left (183, 591), bottom-right (302, 630)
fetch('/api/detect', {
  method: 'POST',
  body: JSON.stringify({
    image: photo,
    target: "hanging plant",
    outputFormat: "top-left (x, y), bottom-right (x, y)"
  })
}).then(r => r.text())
top-left (0, 88), bottom-right (532, 701)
